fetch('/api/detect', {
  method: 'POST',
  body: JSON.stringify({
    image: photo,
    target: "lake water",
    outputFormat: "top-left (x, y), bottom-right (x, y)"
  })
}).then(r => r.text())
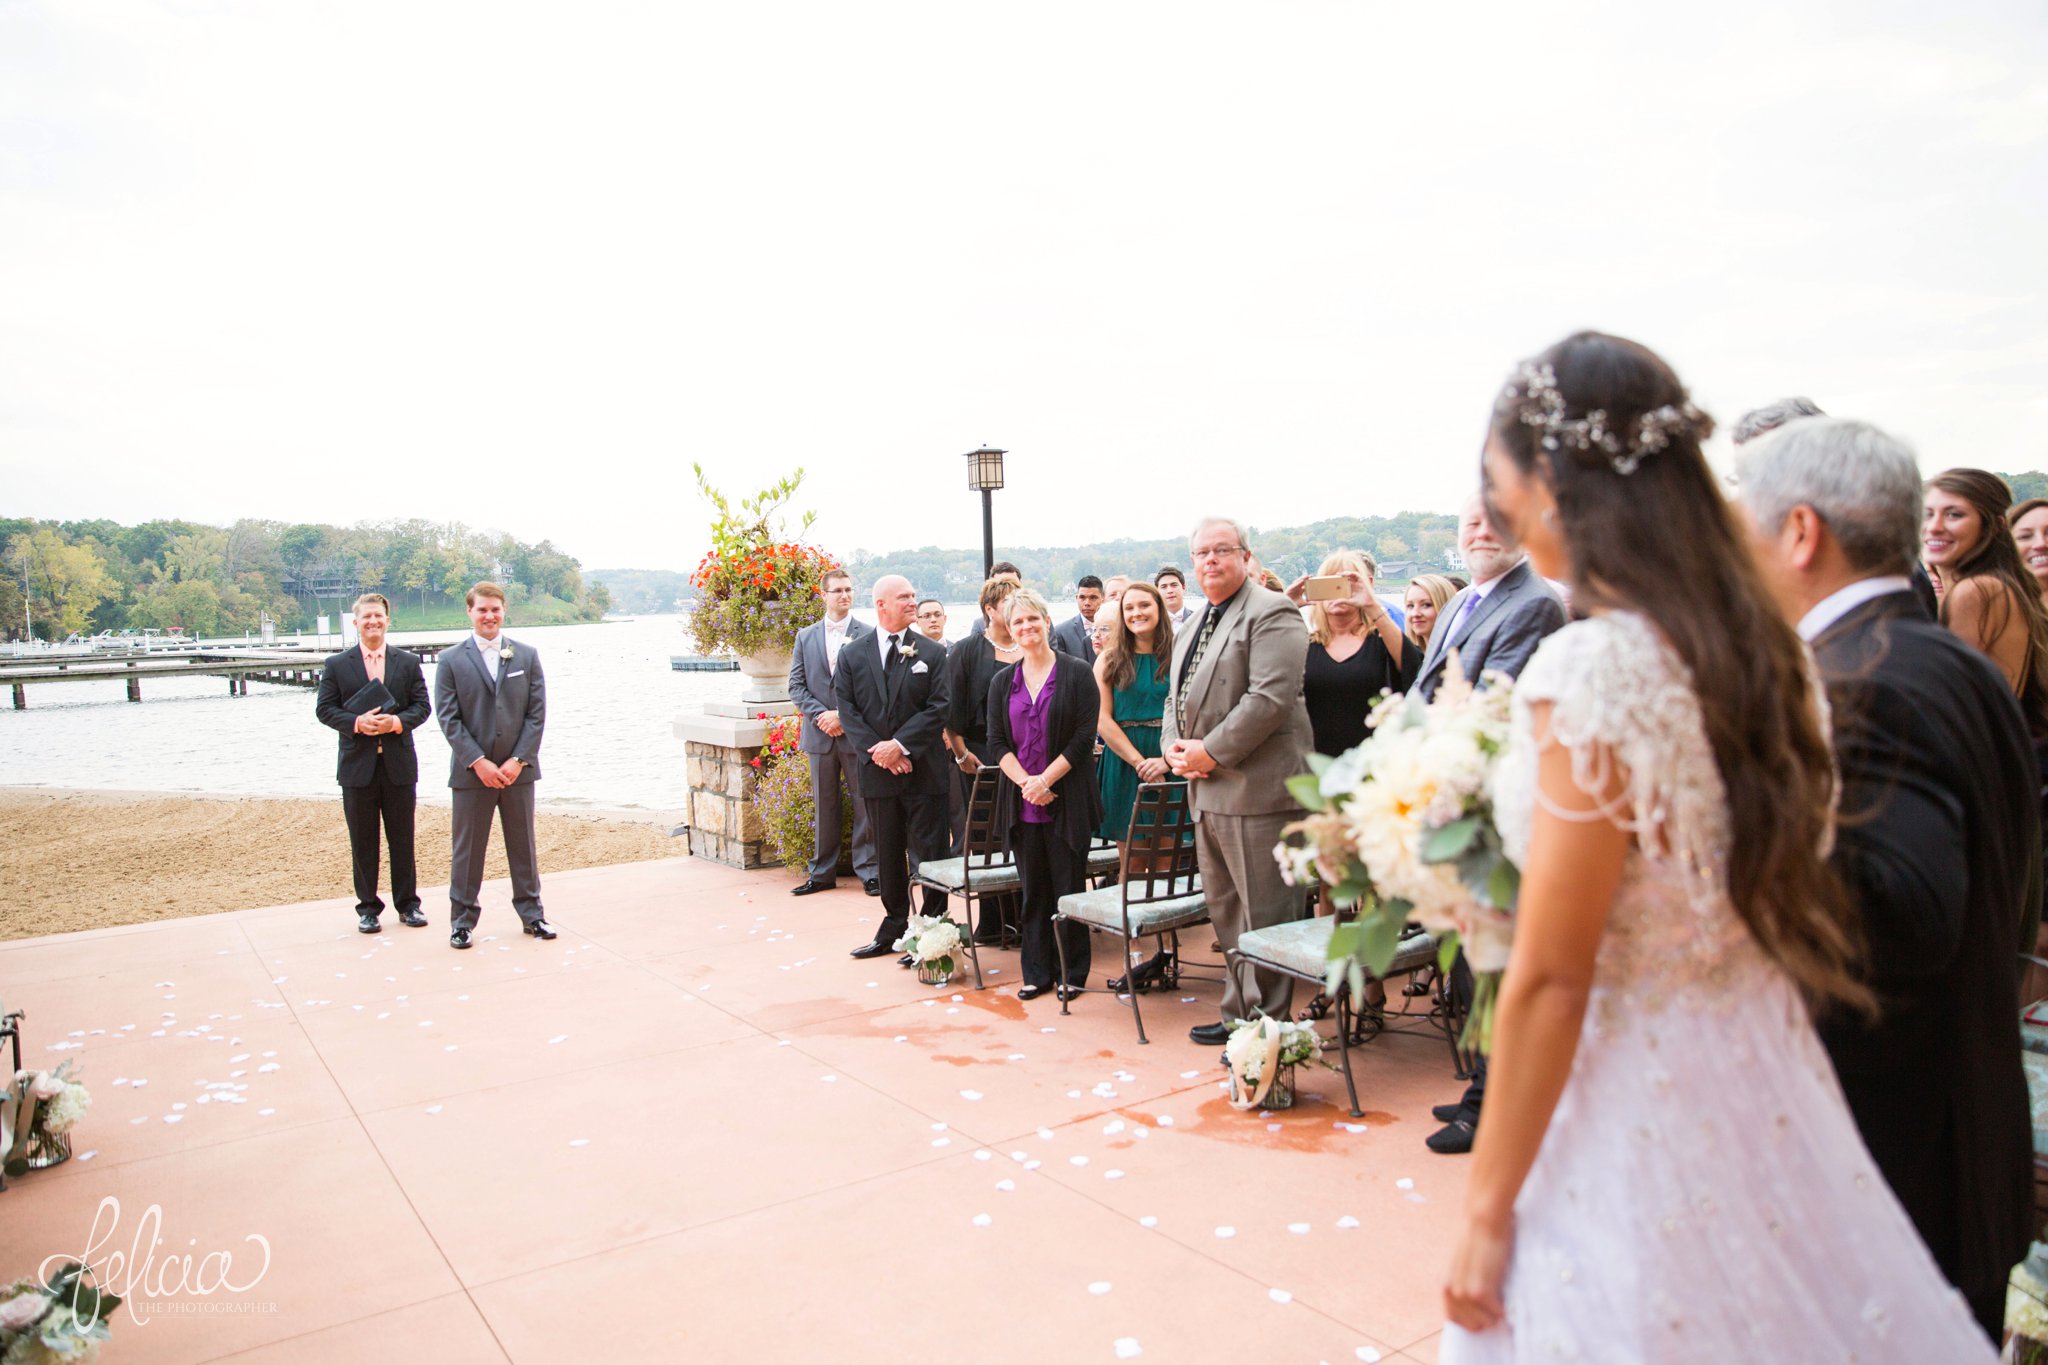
top-left (0, 608), bottom-right (1045, 814)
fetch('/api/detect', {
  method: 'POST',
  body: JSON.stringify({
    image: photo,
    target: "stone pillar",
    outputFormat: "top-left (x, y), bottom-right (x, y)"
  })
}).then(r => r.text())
top-left (674, 700), bottom-right (800, 869)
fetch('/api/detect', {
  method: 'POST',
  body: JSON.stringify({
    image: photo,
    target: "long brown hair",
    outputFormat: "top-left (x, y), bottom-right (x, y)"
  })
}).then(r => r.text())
top-left (1489, 331), bottom-right (1870, 1013)
top-left (1931, 469), bottom-right (2048, 736)
top-left (1099, 581), bottom-right (1174, 691)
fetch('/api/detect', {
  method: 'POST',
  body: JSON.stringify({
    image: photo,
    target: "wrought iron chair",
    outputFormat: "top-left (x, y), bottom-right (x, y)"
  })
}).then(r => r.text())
top-left (1054, 781), bottom-right (1210, 1044)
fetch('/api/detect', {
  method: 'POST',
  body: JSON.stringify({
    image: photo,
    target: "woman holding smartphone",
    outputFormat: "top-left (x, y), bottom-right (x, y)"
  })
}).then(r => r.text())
top-left (1287, 549), bottom-right (1419, 757)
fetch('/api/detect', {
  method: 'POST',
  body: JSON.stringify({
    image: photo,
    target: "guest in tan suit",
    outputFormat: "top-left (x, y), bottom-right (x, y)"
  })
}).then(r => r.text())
top-left (1164, 516), bottom-right (1315, 1044)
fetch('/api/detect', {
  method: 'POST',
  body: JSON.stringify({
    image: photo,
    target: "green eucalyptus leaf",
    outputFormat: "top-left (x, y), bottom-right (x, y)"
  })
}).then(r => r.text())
top-left (1422, 817), bottom-right (1480, 863)
top-left (1285, 773), bottom-right (1327, 811)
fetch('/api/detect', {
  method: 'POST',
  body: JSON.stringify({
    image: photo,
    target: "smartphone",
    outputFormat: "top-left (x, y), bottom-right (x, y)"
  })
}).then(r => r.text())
top-left (1302, 575), bottom-right (1348, 601)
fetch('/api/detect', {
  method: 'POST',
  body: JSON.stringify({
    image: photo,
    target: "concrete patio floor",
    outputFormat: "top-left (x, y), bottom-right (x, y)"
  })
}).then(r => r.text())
top-left (0, 854), bottom-right (1470, 1363)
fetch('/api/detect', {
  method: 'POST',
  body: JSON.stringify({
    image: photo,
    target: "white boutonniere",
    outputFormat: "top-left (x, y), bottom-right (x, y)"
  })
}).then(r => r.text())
top-left (897, 640), bottom-right (917, 660)
top-left (499, 645), bottom-right (515, 661)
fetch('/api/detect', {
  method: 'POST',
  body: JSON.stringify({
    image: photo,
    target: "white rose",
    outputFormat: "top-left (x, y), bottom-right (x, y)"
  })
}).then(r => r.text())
top-left (0, 1291), bottom-right (47, 1332)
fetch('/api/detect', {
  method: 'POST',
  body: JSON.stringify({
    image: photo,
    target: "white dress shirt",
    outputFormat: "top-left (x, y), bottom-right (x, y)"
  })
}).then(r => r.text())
top-left (472, 632), bottom-right (502, 681)
top-left (1795, 576), bottom-right (1914, 642)
top-left (823, 613), bottom-right (852, 675)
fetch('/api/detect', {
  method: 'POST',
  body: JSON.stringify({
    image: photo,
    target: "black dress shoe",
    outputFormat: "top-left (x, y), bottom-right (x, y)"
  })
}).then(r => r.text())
top-left (790, 879), bottom-right (834, 896)
top-left (1427, 1116), bottom-right (1476, 1154)
top-left (1432, 1102), bottom-right (1467, 1124)
top-left (524, 919), bottom-right (558, 940)
top-left (450, 928), bottom-right (473, 950)
top-left (849, 939), bottom-right (892, 959)
top-left (863, 878), bottom-right (881, 897)
top-left (357, 913), bottom-right (381, 934)
top-left (1189, 1022), bottom-right (1232, 1045)
top-left (897, 954), bottom-right (916, 968)
top-left (398, 907), bottom-right (429, 928)
top-left (1017, 984), bottom-right (1053, 1001)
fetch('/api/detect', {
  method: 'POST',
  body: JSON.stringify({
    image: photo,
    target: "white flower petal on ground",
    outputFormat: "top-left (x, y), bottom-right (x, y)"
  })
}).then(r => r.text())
top-left (1269, 1288), bottom-right (1293, 1304)
top-left (1336, 1215), bottom-right (1360, 1229)
top-left (1288, 1223), bottom-right (1311, 1234)
top-left (548, 1035), bottom-right (569, 1045)
top-left (1356, 1349), bottom-right (1382, 1362)
top-left (1155, 1116), bottom-right (1173, 1127)
top-left (995, 1179), bottom-right (1016, 1192)
top-left (1089, 1281), bottom-right (1112, 1295)
top-left (569, 1139), bottom-right (590, 1148)
top-left (1215, 1226), bottom-right (1235, 1239)
top-left (972, 1213), bottom-right (992, 1228)
top-left (1139, 1216), bottom-right (1158, 1228)
top-left (1069, 1155), bottom-right (1089, 1167)
top-left (960, 1090), bottom-right (983, 1101)
top-left (1395, 1177), bottom-right (1414, 1190)
top-left (973, 1150), bottom-right (993, 1161)
top-left (1102, 1120), bottom-right (1126, 1136)
top-left (425, 1105), bottom-right (443, 1115)
top-left (1114, 1338), bottom-right (1142, 1359)
top-left (1104, 1170), bottom-right (1125, 1180)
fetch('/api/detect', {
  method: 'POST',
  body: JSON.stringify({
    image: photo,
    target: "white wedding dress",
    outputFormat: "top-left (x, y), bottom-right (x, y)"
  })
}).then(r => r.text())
top-left (1442, 613), bottom-right (1994, 1364)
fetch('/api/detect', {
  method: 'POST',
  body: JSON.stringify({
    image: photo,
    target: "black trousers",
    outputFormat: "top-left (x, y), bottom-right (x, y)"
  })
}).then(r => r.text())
top-left (1014, 821), bottom-right (1091, 989)
top-left (866, 792), bottom-right (949, 944)
top-left (341, 777), bottom-right (418, 918)
top-left (1450, 951), bottom-right (1487, 1115)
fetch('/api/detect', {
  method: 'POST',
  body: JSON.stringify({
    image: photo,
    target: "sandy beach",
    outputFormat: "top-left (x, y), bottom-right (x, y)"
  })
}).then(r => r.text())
top-left (1, 787), bottom-right (682, 939)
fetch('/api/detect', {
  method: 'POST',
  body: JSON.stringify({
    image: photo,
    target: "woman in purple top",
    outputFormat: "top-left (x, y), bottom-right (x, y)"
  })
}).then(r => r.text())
top-left (986, 589), bottom-right (1104, 1001)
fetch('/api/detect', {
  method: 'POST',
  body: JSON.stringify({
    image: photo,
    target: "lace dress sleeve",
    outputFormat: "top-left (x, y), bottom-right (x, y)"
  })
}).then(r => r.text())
top-left (1506, 614), bottom-right (1731, 896)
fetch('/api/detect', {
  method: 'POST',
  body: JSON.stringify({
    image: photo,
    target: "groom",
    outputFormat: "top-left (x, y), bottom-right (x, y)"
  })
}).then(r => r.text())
top-left (836, 574), bottom-right (951, 958)
top-left (436, 581), bottom-right (556, 948)
top-left (1739, 416), bottom-right (2036, 1343)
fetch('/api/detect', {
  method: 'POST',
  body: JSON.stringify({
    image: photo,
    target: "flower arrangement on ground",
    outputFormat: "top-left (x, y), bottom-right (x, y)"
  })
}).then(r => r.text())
top-left (750, 715), bottom-right (855, 874)
top-left (1224, 1015), bottom-right (1322, 1110)
top-left (1277, 655), bottom-right (1519, 1048)
top-left (686, 465), bottom-right (839, 658)
top-left (0, 1261), bottom-right (119, 1364)
top-left (4, 1063), bottom-right (89, 1176)
top-left (893, 914), bottom-right (966, 985)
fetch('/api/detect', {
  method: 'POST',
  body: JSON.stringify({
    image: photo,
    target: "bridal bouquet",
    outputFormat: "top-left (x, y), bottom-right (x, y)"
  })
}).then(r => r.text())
top-left (893, 914), bottom-right (966, 985)
top-left (1223, 1015), bottom-right (1322, 1111)
top-left (0, 1261), bottom-right (119, 1364)
top-left (4, 1063), bottom-right (90, 1176)
top-left (1277, 657), bottom-right (1520, 1047)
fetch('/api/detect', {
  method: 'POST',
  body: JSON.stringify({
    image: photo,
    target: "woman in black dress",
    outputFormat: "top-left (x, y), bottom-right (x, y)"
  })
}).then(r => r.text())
top-left (1287, 549), bottom-right (1419, 757)
top-left (944, 577), bottom-right (1023, 939)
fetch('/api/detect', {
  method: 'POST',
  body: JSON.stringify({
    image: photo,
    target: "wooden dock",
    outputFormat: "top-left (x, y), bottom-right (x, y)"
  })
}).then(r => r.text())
top-left (671, 655), bottom-right (740, 672)
top-left (0, 639), bottom-right (465, 708)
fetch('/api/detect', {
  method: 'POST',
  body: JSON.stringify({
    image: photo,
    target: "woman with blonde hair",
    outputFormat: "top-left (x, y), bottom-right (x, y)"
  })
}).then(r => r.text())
top-left (1403, 573), bottom-right (1459, 656)
top-left (1285, 549), bottom-right (1419, 758)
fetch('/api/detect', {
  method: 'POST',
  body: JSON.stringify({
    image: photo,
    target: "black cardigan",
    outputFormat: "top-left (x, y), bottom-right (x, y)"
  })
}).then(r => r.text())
top-left (985, 649), bottom-right (1103, 852)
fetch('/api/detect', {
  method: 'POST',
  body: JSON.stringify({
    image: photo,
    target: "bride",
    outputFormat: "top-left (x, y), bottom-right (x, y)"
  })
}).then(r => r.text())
top-left (1440, 332), bottom-right (1994, 1360)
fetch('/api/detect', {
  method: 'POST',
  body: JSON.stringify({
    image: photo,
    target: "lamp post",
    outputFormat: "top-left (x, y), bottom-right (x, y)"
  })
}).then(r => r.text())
top-left (963, 445), bottom-right (1006, 578)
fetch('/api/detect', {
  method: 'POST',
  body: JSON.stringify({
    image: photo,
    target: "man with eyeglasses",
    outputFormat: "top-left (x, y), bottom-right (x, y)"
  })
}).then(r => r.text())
top-left (1163, 518), bottom-right (1315, 1045)
top-left (787, 569), bottom-right (881, 896)
top-left (915, 598), bottom-right (949, 642)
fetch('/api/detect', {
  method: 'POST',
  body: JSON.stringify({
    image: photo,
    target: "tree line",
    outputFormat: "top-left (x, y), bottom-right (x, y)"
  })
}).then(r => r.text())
top-left (0, 516), bottom-right (612, 642)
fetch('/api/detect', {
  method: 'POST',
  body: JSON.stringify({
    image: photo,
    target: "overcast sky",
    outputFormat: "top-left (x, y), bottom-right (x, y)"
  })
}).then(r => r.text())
top-left (3, 1), bottom-right (2043, 573)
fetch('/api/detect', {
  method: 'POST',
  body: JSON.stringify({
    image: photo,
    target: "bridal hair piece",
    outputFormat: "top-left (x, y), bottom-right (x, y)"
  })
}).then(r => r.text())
top-left (1503, 362), bottom-right (1706, 476)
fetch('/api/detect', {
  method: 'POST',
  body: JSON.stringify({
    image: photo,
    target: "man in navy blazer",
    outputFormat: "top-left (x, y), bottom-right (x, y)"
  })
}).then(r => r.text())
top-left (435, 581), bottom-right (554, 949)
top-left (835, 574), bottom-right (952, 957)
top-left (786, 568), bottom-right (880, 895)
top-left (315, 592), bottom-right (432, 933)
top-left (1050, 575), bottom-right (1105, 659)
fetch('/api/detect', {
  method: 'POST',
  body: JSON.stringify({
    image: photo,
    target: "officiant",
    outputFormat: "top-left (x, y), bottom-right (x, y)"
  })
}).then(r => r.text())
top-left (314, 592), bottom-right (433, 934)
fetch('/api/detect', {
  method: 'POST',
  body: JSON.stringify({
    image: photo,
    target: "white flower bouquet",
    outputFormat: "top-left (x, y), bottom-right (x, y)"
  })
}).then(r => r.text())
top-left (0, 1261), bottom-right (119, 1364)
top-left (4, 1063), bottom-right (89, 1176)
top-left (1224, 1015), bottom-right (1322, 1110)
top-left (1277, 655), bottom-right (1520, 1048)
top-left (893, 914), bottom-right (966, 983)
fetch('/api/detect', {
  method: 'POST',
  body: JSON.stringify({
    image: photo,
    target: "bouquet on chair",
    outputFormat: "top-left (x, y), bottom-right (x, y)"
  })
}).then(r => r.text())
top-left (893, 914), bottom-right (966, 986)
top-left (1275, 654), bottom-right (1520, 1048)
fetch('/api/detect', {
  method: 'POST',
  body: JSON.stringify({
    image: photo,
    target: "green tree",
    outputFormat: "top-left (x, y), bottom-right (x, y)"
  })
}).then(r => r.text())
top-left (0, 576), bottom-right (24, 641)
top-left (6, 528), bottom-right (115, 638)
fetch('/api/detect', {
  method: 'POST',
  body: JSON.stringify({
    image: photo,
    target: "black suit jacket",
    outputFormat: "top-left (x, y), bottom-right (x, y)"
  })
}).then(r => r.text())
top-left (314, 645), bottom-right (432, 787)
top-left (1811, 590), bottom-right (2036, 1300)
top-left (832, 629), bottom-right (952, 797)
top-left (986, 650), bottom-right (1103, 851)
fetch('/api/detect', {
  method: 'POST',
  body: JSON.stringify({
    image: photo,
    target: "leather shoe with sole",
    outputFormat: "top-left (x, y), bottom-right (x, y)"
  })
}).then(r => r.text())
top-left (863, 878), bottom-right (881, 897)
top-left (790, 879), bottom-right (834, 896)
top-left (1189, 1022), bottom-right (1231, 1045)
top-left (398, 907), bottom-right (429, 928)
top-left (450, 928), bottom-right (473, 950)
top-left (1426, 1117), bottom-right (1476, 1154)
top-left (897, 954), bottom-right (916, 968)
top-left (524, 919), bottom-right (559, 940)
top-left (357, 913), bottom-right (381, 934)
top-left (849, 939), bottom-right (893, 959)
top-left (1432, 1102), bottom-right (1468, 1124)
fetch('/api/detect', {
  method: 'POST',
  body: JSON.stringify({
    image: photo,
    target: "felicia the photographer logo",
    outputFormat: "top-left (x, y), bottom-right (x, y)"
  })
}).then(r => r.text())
top-left (44, 1197), bottom-right (275, 1326)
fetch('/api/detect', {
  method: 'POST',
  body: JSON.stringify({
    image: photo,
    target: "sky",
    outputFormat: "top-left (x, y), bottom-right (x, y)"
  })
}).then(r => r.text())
top-left (3, 0), bottom-right (2044, 573)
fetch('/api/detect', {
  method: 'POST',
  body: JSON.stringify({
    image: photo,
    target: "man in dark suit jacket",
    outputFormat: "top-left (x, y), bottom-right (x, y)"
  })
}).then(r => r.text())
top-left (435, 580), bottom-right (554, 949)
top-left (314, 592), bottom-right (432, 933)
top-left (1740, 416), bottom-right (2036, 1344)
top-left (1050, 575), bottom-right (1104, 659)
top-left (836, 574), bottom-right (951, 958)
top-left (1413, 498), bottom-right (1567, 703)
top-left (1417, 498), bottom-right (1567, 1153)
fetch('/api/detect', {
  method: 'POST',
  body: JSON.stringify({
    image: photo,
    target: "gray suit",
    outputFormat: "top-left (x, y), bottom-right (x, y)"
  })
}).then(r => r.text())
top-left (436, 636), bottom-right (547, 930)
top-left (787, 615), bottom-right (879, 884)
top-left (1051, 612), bottom-right (1098, 660)
top-left (1412, 559), bottom-right (1566, 703)
top-left (1162, 582), bottom-right (1314, 1022)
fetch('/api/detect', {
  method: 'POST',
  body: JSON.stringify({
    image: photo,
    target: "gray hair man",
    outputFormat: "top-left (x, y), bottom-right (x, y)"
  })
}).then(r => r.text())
top-left (1162, 516), bottom-right (1315, 1043)
top-left (1738, 416), bottom-right (2037, 1344)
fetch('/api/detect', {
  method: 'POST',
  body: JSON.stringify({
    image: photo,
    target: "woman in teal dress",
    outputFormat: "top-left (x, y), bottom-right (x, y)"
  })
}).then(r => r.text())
top-left (1093, 581), bottom-right (1175, 844)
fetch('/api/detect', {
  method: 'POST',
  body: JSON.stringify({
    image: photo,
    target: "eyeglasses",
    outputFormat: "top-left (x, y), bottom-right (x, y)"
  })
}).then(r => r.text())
top-left (1190, 545), bottom-right (1246, 562)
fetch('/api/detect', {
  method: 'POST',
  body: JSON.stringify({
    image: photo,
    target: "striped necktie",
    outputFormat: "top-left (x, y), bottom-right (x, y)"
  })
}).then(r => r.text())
top-left (1175, 603), bottom-right (1223, 730)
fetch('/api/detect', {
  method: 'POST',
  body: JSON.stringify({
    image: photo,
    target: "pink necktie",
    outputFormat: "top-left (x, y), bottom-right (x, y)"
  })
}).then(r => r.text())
top-left (367, 650), bottom-right (384, 682)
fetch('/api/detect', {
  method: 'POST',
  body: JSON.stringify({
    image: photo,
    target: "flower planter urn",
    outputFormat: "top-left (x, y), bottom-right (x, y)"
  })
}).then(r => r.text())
top-left (737, 648), bottom-right (793, 705)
